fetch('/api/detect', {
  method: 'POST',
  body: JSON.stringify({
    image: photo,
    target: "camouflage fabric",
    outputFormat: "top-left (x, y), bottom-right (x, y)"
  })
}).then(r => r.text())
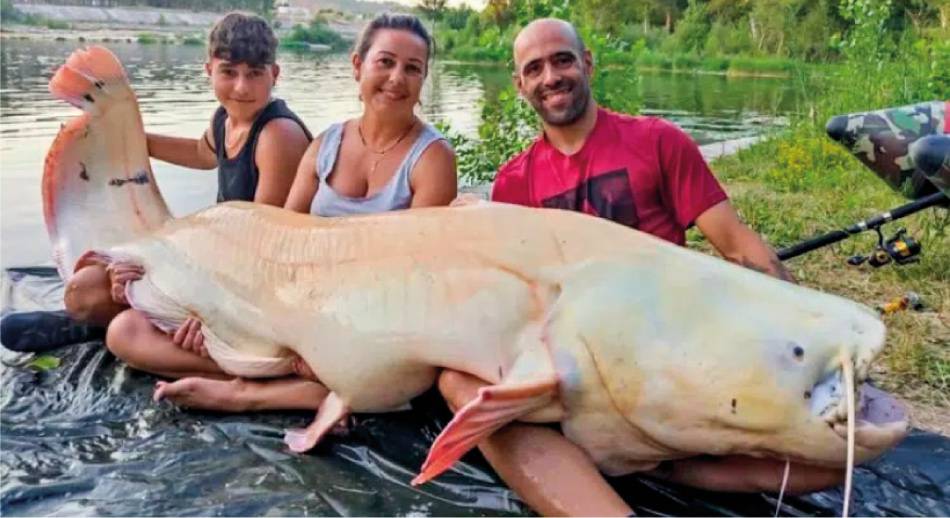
top-left (910, 134), bottom-right (950, 196)
top-left (826, 100), bottom-right (949, 199)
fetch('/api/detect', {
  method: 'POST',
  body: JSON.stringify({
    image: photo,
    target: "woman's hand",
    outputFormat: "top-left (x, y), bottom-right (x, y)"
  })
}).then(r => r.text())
top-left (172, 317), bottom-right (207, 357)
top-left (105, 262), bottom-right (144, 305)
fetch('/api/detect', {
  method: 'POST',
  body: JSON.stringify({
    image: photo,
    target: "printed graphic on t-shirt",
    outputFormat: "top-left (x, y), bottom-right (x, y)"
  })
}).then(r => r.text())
top-left (540, 169), bottom-right (639, 228)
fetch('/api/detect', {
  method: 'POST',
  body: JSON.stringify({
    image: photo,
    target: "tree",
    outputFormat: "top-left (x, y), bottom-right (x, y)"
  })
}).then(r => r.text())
top-left (417, 0), bottom-right (447, 21)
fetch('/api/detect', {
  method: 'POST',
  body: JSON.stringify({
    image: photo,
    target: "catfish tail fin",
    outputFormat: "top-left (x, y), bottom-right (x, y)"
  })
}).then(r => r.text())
top-left (43, 46), bottom-right (170, 281)
top-left (49, 46), bottom-right (128, 109)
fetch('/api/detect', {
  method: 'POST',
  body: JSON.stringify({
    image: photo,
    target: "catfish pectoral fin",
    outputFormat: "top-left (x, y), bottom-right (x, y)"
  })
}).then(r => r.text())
top-left (412, 353), bottom-right (559, 486)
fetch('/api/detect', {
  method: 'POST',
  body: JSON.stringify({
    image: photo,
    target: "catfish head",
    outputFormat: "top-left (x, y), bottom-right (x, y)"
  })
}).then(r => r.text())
top-left (552, 254), bottom-right (910, 476)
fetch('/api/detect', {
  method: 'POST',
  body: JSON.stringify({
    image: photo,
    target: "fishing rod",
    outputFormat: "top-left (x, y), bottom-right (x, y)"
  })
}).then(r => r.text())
top-left (778, 101), bottom-right (950, 267)
top-left (777, 190), bottom-right (948, 263)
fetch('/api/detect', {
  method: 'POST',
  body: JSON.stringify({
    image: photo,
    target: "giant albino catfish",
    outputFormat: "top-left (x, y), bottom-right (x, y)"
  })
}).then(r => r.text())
top-left (45, 47), bottom-right (909, 508)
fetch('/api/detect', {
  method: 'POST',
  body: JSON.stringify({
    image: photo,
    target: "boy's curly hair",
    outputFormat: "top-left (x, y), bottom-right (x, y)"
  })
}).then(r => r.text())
top-left (208, 12), bottom-right (277, 66)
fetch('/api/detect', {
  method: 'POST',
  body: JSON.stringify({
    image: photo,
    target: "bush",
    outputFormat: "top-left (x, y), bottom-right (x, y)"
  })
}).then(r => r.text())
top-left (137, 33), bottom-right (159, 44)
top-left (636, 50), bottom-right (671, 69)
top-left (439, 88), bottom-right (538, 185)
top-left (45, 19), bottom-right (70, 30)
top-left (670, 53), bottom-right (699, 70)
top-left (282, 19), bottom-right (347, 51)
top-left (727, 56), bottom-right (797, 75)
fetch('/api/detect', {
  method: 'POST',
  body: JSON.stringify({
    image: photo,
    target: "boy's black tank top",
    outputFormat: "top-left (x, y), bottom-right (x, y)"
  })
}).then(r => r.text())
top-left (212, 98), bottom-right (312, 202)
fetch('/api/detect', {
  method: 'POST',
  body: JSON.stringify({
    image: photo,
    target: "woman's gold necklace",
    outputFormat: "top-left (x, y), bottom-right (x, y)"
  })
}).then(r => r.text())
top-left (358, 118), bottom-right (416, 175)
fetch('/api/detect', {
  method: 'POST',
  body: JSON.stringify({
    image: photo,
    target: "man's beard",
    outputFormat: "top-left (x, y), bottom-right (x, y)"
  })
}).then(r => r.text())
top-left (530, 79), bottom-right (591, 126)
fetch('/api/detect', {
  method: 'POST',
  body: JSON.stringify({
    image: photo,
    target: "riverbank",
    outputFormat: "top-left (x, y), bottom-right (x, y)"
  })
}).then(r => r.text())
top-left (1, 24), bottom-right (202, 45)
top-left (0, 2), bottom-right (361, 48)
top-left (443, 46), bottom-right (804, 78)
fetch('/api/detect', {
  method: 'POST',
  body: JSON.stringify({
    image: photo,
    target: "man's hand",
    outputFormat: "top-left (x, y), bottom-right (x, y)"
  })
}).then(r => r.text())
top-left (105, 262), bottom-right (144, 305)
top-left (172, 317), bottom-right (207, 357)
top-left (695, 200), bottom-right (796, 283)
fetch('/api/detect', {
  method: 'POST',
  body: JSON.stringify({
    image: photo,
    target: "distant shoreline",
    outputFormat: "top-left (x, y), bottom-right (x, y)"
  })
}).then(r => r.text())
top-left (2, 2), bottom-right (361, 44)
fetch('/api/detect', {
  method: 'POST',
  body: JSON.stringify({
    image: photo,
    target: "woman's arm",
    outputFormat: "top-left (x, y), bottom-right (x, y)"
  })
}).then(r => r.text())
top-left (253, 118), bottom-right (311, 207)
top-left (409, 140), bottom-right (458, 208)
top-left (284, 136), bottom-right (323, 213)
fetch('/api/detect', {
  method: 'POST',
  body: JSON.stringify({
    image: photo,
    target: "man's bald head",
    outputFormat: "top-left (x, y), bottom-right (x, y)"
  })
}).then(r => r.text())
top-left (513, 18), bottom-right (586, 70)
top-left (510, 18), bottom-right (594, 127)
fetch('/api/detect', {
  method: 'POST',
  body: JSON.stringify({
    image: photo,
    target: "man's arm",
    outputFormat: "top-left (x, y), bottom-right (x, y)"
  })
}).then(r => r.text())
top-left (695, 200), bottom-right (796, 283)
top-left (146, 126), bottom-right (218, 170)
top-left (647, 455), bottom-right (843, 495)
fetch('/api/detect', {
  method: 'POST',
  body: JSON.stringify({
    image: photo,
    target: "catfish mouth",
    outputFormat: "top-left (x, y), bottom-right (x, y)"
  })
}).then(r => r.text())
top-left (810, 370), bottom-right (909, 449)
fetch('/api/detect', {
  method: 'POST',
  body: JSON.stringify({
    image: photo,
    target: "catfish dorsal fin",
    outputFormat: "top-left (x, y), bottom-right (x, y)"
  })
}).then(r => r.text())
top-left (412, 346), bottom-right (559, 486)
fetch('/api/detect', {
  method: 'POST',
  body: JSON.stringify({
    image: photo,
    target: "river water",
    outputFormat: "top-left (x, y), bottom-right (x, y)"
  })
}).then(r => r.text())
top-left (1, 38), bottom-right (803, 268)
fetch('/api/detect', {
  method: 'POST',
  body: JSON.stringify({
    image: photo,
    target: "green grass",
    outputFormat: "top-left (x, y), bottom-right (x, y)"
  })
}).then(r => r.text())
top-left (632, 50), bottom-right (799, 76)
top-left (726, 56), bottom-right (799, 76)
top-left (703, 129), bottom-right (950, 413)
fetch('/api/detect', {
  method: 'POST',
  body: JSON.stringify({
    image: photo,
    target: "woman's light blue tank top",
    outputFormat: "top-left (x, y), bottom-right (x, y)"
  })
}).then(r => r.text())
top-left (310, 121), bottom-right (446, 217)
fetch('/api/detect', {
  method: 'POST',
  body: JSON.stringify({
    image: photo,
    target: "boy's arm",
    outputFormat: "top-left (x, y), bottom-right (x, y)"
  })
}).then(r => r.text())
top-left (253, 118), bottom-right (311, 207)
top-left (146, 124), bottom-right (218, 170)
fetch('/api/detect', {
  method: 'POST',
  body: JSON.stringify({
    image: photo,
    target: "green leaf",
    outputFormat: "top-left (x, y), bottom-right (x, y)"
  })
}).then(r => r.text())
top-left (28, 355), bottom-right (61, 371)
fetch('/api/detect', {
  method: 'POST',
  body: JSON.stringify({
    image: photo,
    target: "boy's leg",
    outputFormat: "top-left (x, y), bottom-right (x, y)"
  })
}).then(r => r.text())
top-left (438, 369), bottom-right (633, 517)
top-left (106, 309), bottom-right (226, 379)
top-left (154, 376), bottom-right (329, 412)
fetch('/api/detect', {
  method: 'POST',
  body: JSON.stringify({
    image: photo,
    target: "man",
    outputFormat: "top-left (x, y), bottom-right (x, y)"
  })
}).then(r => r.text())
top-left (438, 18), bottom-right (841, 516)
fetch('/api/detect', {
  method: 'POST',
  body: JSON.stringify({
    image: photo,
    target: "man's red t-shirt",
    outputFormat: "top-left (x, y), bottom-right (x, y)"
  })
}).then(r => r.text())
top-left (491, 108), bottom-right (728, 245)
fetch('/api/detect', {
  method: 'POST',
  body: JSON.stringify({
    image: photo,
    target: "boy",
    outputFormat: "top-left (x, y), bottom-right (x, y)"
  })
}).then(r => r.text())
top-left (146, 11), bottom-right (311, 206)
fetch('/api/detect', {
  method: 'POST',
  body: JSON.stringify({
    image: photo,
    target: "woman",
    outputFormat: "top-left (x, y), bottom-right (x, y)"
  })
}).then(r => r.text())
top-left (284, 13), bottom-right (456, 214)
top-left (149, 13), bottom-right (457, 411)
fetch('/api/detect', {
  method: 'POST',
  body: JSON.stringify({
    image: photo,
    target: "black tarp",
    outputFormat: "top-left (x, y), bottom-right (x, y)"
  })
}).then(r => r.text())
top-left (2, 267), bottom-right (948, 516)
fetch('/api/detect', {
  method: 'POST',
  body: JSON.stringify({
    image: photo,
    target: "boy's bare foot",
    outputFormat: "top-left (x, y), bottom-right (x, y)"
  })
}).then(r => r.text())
top-left (154, 377), bottom-right (252, 413)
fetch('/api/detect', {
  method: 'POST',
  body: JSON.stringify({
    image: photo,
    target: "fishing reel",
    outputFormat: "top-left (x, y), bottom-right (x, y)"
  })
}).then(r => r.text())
top-left (847, 227), bottom-right (921, 268)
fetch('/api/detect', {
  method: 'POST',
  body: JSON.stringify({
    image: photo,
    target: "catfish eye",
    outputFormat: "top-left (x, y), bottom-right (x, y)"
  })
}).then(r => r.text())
top-left (788, 341), bottom-right (805, 361)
